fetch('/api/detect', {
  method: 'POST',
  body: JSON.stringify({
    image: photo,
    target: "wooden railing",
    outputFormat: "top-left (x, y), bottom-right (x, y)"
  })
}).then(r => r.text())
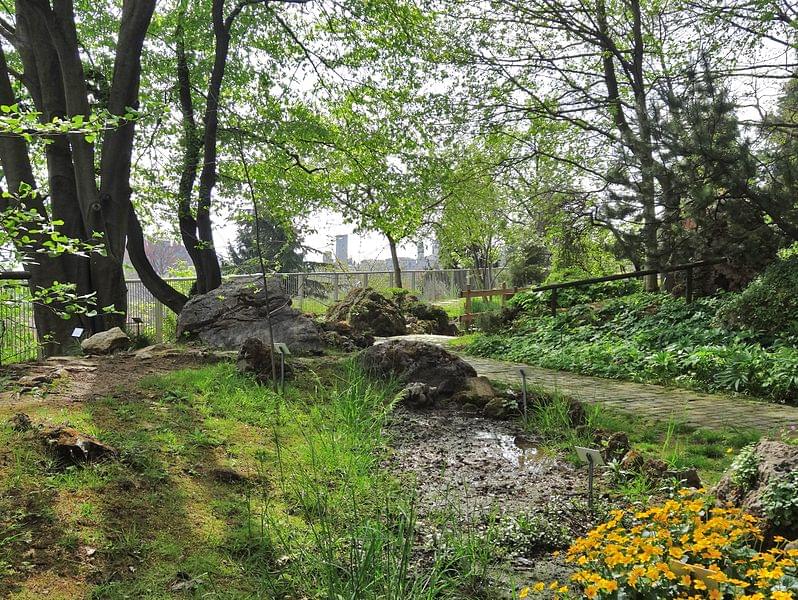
top-left (460, 259), bottom-right (726, 328)
top-left (0, 271), bottom-right (31, 280)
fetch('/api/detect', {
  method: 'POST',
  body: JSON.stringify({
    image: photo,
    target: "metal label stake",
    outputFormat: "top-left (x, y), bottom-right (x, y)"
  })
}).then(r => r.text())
top-left (273, 343), bottom-right (291, 394)
top-left (575, 446), bottom-right (604, 511)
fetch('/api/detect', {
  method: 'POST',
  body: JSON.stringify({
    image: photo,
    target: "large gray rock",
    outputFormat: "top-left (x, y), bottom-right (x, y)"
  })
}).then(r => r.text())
top-left (714, 440), bottom-right (798, 542)
top-left (450, 376), bottom-right (498, 408)
top-left (177, 277), bottom-right (323, 354)
top-left (81, 327), bottom-right (130, 355)
top-left (358, 340), bottom-right (476, 396)
top-left (326, 287), bottom-right (406, 337)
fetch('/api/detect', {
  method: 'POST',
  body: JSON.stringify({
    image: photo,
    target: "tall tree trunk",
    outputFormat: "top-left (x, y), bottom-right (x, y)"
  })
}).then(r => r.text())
top-left (640, 162), bottom-right (660, 291)
top-left (0, 43), bottom-right (78, 355)
top-left (174, 18), bottom-right (205, 287)
top-left (387, 234), bottom-right (403, 288)
top-left (126, 203), bottom-right (188, 314)
top-left (597, 0), bottom-right (660, 291)
top-left (192, 0), bottom-right (231, 293)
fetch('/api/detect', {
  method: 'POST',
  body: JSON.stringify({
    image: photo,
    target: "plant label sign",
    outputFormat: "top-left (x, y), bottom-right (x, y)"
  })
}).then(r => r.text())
top-left (574, 447), bottom-right (604, 511)
top-left (71, 327), bottom-right (84, 338)
top-left (574, 446), bottom-right (604, 466)
top-left (273, 343), bottom-right (291, 356)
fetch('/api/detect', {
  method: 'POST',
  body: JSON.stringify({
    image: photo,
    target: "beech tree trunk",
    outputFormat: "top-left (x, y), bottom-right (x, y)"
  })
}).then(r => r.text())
top-left (0, 0), bottom-right (156, 354)
top-left (126, 204), bottom-right (188, 314)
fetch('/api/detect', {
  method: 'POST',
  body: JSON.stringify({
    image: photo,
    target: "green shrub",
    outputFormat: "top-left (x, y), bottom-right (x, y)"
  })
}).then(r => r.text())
top-left (762, 471), bottom-right (798, 528)
top-left (509, 278), bottom-right (642, 315)
top-left (719, 253), bottom-right (798, 340)
top-left (465, 292), bottom-right (798, 404)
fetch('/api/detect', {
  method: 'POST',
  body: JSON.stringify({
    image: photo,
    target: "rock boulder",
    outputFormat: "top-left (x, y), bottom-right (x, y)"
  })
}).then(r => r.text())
top-left (42, 425), bottom-right (116, 464)
top-left (450, 376), bottom-right (498, 408)
top-left (358, 339), bottom-right (476, 396)
top-left (177, 277), bottom-right (323, 354)
top-left (397, 382), bottom-right (437, 408)
top-left (81, 327), bottom-right (130, 355)
top-left (319, 320), bottom-right (375, 352)
top-left (714, 440), bottom-right (798, 541)
top-left (326, 288), bottom-right (406, 337)
top-left (390, 290), bottom-right (458, 336)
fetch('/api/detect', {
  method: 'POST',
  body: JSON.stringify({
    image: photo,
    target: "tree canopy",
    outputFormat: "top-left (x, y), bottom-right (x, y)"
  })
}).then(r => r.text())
top-left (0, 0), bottom-right (796, 352)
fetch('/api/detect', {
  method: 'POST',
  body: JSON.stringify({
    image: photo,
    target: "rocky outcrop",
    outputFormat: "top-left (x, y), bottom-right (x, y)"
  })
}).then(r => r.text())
top-left (714, 440), bottom-right (798, 541)
top-left (450, 376), bottom-right (498, 408)
top-left (358, 340), bottom-right (476, 396)
top-left (81, 327), bottom-right (130, 355)
top-left (236, 337), bottom-right (292, 384)
top-left (482, 396), bottom-right (516, 419)
top-left (326, 288), bottom-right (406, 337)
top-left (396, 382), bottom-right (437, 408)
top-left (319, 320), bottom-right (375, 352)
top-left (390, 290), bottom-right (458, 336)
top-left (177, 277), bottom-right (323, 354)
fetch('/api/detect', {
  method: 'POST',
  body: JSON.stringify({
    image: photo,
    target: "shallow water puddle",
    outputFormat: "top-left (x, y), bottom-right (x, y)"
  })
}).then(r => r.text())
top-left (474, 431), bottom-right (546, 469)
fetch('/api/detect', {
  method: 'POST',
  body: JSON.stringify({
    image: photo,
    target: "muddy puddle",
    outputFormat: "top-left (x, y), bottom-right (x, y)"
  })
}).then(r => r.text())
top-left (385, 405), bottom-right (584, 518)
top-left (473, 431), bottom-right (547, 470)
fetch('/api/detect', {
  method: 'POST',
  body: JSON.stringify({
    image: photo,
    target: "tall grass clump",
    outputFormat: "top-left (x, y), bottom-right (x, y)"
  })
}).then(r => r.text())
top-left (218, 361), bottom-right (504, 599)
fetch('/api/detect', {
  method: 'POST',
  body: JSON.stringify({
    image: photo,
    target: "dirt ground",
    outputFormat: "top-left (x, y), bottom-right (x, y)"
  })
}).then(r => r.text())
top-left (386, 405), bottom-right (585, 516)
top-left (0, 349), bottom-right (224, 413)
top-left (385, 403), bottom-right (595, 583)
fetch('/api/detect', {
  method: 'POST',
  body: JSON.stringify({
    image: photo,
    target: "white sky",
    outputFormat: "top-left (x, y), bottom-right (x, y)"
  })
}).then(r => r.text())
top-left (214, 207), bottom-right (422, 263)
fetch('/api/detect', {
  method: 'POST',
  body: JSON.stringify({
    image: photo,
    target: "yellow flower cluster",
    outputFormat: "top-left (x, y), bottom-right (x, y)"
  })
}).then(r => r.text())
top-left (522, 490), bottom-right (798, 599)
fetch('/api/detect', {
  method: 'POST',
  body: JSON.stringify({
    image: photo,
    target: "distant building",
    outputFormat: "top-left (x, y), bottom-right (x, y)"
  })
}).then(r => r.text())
top-left (123, 238), bottom-right (191, 276)
top-left (322, 251), bottom-right (334, 264)
top-left (335, 234), bottom-right (348, 263)
top-left (416, 240), bottom-right (425, 262)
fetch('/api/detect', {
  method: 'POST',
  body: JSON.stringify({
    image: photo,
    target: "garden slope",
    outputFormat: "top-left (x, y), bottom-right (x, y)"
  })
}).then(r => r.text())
top-left (464, 292), bottom-right (798, 404)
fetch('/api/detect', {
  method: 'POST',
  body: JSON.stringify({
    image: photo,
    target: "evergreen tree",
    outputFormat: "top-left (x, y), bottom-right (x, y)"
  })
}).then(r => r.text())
top-left (657, 66), bottom-right (780, 292)
top-left (225, 212), bottom-right (305, 274)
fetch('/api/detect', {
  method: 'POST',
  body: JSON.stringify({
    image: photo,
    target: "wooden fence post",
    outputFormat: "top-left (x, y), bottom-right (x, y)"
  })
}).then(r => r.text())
top-left (501, 282), bottom-right (507, 307)
top-left (551, 288), bottom-right (558, 316)
top-left (686, 267), bottom-right (694, 304)
top-left (333, 273), bottom-right (340, 302)
top-left (362, 273), bottom-right (369, 288)
top-left (298, 275), bottom-right (305, 311)
top-left (464, 284), bottom-right (472, 331)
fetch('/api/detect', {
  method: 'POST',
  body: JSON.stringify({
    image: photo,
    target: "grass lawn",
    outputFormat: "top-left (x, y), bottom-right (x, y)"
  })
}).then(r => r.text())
top-left (0, 352), bottom-right (766, 598)
top-left (0, 357), bottom-right (530, 599)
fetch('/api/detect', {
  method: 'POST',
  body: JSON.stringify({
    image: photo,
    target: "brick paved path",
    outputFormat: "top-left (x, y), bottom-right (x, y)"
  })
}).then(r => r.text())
top-left (383, 335), bottom-right (797, 434)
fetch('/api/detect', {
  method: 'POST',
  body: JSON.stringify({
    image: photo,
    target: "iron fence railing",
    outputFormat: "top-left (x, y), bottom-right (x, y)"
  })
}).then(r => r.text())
top-left (0, 281), bottom-right (37, 364)
top-left (1, 268), bottom-right (473, 364)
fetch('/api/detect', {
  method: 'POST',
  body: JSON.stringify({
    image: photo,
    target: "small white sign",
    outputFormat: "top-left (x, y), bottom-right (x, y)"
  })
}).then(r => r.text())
top-left (273, 342), bottom-right (291, 356)
top-left (71, 327), bottom-right (84, 338)
top-left (575, 446), bottom-right (605, 466)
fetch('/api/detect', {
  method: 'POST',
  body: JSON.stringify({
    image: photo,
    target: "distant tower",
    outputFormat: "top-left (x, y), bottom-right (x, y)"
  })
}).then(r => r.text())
top-left (335, 234), bottom-right (348, 263)
top-left (416, 240), bottom-right (425, 262)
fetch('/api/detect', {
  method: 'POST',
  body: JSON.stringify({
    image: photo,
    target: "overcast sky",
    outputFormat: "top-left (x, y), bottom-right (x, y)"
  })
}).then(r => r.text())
top-left (215, 207), bottom-right (424, 264)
